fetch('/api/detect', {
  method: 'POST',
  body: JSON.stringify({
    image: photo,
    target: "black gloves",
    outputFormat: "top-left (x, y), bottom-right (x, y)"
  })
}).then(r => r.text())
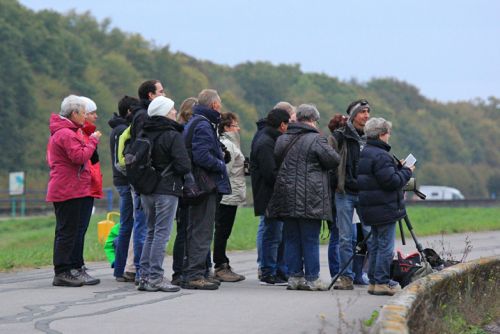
top-left (220, 142), bottom-right (231, 164)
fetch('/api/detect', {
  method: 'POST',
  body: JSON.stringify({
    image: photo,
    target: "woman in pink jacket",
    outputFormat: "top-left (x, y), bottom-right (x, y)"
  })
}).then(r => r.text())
top-left (46, 95), bottom-right (102, 287)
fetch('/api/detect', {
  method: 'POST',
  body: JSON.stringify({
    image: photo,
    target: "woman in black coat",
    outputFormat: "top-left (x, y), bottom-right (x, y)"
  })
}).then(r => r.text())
top-left (357, 117), bottom-right (414, 296)
top-left (267, 104), bottom-right (339, 291)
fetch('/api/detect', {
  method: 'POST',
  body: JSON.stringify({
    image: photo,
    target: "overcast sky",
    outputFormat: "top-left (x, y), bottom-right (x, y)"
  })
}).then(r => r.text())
top-left (19, 0), bottom-right (500, 102)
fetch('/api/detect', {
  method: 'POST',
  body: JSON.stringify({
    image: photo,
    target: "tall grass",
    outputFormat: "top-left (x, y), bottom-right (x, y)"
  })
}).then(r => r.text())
top-left (1, 206), bottom-right (499, 271)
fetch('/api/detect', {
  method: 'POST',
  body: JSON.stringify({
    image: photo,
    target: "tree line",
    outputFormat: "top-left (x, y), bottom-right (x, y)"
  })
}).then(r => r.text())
top-left (1, 0), bottom-right (499, 198)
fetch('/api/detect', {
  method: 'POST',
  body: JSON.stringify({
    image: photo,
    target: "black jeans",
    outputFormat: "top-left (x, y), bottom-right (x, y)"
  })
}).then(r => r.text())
top-left (70, 196), bottom-right (94, 268)
top-left (172, 202), bottom-right (189, 278)
top-left (183, 193), bottom-right (217, 281)
top-left (213, 204), bottom-right (238, 268)
top-left (53, 197), bottom-right (92, 274)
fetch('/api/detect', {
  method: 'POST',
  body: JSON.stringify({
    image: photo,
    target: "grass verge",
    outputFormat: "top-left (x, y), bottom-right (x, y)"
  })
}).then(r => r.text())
top-left (1, 206), bottom-right (499, 271)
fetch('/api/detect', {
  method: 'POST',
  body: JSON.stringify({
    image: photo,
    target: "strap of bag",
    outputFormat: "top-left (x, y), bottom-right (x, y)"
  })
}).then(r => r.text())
top-left (276, 133), bottom-right (307, 167)
top-left (185, 115), bottom-right (210, 159)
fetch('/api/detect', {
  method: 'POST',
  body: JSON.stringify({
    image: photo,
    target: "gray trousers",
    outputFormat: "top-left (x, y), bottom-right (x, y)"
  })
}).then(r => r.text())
top-left (183, 193), bottom-right (217, 281)
top-left (139, 194), bottom-right (178, 280)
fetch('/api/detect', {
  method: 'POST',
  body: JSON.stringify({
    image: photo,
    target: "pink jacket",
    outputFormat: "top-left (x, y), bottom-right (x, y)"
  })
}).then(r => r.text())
top-left (46, 114), bottom-right (99, 202)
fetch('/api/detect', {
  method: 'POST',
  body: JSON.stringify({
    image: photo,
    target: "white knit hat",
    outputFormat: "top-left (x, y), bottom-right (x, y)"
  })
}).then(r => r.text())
top-left (79, 96), bottom-right (97, 113)
top-left (148, 96), bottom-right (175, 117)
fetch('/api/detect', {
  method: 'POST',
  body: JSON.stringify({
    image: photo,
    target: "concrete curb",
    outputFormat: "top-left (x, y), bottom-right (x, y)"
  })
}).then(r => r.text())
top-left (371, 255), bottom-right (500, 334)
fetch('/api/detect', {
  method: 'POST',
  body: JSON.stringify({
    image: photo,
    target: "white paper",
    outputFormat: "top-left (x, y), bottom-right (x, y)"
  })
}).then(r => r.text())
top-left (403, 153), bottom-right (417, 167)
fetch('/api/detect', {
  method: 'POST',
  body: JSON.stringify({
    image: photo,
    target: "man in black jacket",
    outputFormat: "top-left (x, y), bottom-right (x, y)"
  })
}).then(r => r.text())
top-left (109, 95), bottom-right (141, 282)
top-left (250, 108), bottom-right (290, 285)
top-left (124, 80), bottom-right (166, 284)
top-left (252, 101), bottom-right (295, 279)
top-left (332, 99), bottom-right (371, 290)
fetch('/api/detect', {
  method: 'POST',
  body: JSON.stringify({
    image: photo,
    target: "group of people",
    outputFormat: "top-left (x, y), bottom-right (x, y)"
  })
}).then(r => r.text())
top-left (46, 79), bottom-right (414, 296)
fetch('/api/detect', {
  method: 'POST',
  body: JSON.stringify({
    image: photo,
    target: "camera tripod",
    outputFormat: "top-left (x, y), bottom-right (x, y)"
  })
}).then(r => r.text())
top-left (328, 213), bottom-right (427, 291)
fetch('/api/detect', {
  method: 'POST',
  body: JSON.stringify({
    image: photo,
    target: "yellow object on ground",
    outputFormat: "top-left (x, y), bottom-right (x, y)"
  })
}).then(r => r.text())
top-left (97, 211), bottom-right (120, 244)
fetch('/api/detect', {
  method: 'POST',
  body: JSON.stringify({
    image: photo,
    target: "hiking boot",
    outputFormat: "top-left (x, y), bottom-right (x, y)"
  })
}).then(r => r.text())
top-left (214, 263), bottom-right (245, 282)
top-left (260, 275), bottom-right (288, 286)
top-left (137, 277), bottom-right (148, 291)
top-left (123, 271), bottom-right (136, 281)
top-left (276, 271), bottom-right (289, 282)
top-left (171, 274), bottom-right (183, 286)
top-left (257, 268), bottom-right (262, 280)
top-left (286, 276), bottom-right (307, 290)
top-left (333, 276), bottom-right (354, 290)
top-left (53, 271), bottom-right (84, 287)
top-left (146, 277), bottom-right (181, 292)
top-left (182, 278), bottom-right (219, 290)
top-left (301, 278), bottom-right (329, 291)
top-left (204, 271), bottom-right (221, 286)
top-left (116, 272), bottom-right (135, 283)
top-left (368, 284), bottom-right (375, 295)
top-left (72, 267), bottom-right (100, 285)
top-left (372, 281), bottom-right (401, 296)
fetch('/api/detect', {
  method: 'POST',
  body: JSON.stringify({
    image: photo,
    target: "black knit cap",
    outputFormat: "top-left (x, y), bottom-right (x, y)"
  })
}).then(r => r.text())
top-left (346, 99), bottom-right (371, 120)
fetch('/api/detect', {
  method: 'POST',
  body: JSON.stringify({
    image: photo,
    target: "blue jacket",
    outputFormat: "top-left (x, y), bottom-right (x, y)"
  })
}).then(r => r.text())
top-left (357, 139), bottom-right (412, 226)
top-left (183, 105), bottom-right (231, 195)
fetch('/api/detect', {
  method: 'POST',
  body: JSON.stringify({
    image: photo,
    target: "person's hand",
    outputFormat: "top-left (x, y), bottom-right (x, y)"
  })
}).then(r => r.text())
top-left (409, 165), bottom-right (416, 172)
top-left (91, 131), bottom-right (102, 139)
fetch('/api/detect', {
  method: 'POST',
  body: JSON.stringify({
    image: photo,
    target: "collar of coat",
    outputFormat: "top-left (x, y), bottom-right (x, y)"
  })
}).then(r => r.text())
top-left (367, 138), bottom-right (392, 152)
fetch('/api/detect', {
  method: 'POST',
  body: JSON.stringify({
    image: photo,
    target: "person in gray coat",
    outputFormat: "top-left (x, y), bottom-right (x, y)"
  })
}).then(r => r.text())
top-left (267, 104), bottom-right (340, 291)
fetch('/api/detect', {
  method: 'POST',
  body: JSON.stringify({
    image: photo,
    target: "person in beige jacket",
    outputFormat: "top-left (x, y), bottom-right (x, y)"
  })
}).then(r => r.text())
top-left (213, 112), bottom-right (247, 282)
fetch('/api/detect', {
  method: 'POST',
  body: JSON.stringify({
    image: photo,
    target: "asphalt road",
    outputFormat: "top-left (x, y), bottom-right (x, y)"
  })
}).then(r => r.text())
top-left (0, 230), bottom-right (499, 334)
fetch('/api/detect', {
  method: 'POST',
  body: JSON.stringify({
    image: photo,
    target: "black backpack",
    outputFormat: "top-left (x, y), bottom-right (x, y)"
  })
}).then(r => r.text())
top-left (124, 131), bottom-right (169, 195)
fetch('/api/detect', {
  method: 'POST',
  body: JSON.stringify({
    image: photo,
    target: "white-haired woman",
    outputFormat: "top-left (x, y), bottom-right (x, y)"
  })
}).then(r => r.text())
top-left (46, 95), bottom-right (101, 287)
top-left (357, 117), bottom-right (414, 296)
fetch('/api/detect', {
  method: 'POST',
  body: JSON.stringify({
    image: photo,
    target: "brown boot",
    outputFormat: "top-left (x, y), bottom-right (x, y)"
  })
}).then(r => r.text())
top-left (214, 263), bottom-right (245, 282)
top-left (182, 278), bottom-right (219, 290)
top-left (333, 276), bottom-right (354, 290)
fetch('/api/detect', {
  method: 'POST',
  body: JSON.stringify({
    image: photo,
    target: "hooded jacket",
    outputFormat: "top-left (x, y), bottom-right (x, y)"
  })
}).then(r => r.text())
top-left (108, 113), bottom-right (130, 186)
top-left (142, 116), bottom-right (192, 196)
top-left (357, 139), bottom-right (412, 226)
top-left (46, 114), bottom-right (98, 202)
top-left (220, 131), bottom-right (246, 206)
top-left (266, 123), bottom-right (340, 221)
top-left (183, 105), bottom-right (231, 195)
top-left (82, 121), bottom-right (103, 198)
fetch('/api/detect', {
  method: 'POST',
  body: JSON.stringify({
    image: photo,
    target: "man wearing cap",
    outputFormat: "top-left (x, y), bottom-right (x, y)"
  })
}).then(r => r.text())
top-left (136, 96), bottom-right (191, 292)
top-left (331, 99), bottom-right (371, 290)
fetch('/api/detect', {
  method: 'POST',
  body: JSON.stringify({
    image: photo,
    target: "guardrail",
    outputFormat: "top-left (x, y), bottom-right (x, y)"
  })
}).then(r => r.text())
top-left (0, 188), bottom-right (118, 217)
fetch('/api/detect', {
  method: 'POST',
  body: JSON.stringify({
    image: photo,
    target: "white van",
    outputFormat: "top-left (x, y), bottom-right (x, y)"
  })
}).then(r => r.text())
top-left (418, 185), bottom-right (465, 200)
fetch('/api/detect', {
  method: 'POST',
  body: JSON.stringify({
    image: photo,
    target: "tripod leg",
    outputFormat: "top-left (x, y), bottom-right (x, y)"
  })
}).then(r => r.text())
top-left (398, 220), bottom-right (406, 245)
top-left (403, 215), bottom-right (425, 258)
top-left (329, 230), bottom-right (372, 290)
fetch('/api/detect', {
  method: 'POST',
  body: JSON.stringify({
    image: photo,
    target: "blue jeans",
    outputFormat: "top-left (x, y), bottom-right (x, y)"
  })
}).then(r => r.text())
top-left (256, 216), bottom-right (265, 268)
top-left (113, 185), bottom-right (135, 278)
top-left (260, 217), bottom-right (284, 277)
top-left (132, 191), bottom-right (147, 276)
top-left (139, 194), bottom-right (178, 280)
top-left (368, 222), bottom-right (396, 284)
top-left (328, 220), bottom-right (340, 277)
top-left (335, 193), bottom-right (362, 280)
top-left (283, 218), bottom-right (321, 281)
